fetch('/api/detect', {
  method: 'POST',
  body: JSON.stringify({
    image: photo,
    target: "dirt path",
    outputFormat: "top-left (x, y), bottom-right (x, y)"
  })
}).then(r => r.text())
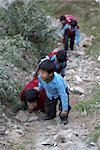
top-left (0, 33), bottom-right (100, 150)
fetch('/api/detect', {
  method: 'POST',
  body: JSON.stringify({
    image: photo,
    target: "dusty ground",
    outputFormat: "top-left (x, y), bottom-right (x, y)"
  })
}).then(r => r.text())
top-left (0, 33), bottom-right (100, 149)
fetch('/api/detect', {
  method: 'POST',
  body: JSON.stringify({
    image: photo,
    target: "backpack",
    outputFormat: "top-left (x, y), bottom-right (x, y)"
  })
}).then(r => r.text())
top-left (48, 48), bottom-right (68, 64)
top-left (65, 15), bottom-right (77, 25)
top-left (48, 48), bottom-right (60, 59)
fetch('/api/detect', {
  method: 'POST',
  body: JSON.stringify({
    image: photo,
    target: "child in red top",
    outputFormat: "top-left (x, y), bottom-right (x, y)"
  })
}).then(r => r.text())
top-left (20, 77), bottom-right (46, 113)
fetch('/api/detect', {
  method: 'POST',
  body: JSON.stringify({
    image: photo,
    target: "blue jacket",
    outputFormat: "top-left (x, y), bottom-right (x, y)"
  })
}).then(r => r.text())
top-left (38, 72), bottom-right (68, 111)
top-left (51, 55), bottom-right (66, 68)
top-left (62, 24), bottom-right (80, 45)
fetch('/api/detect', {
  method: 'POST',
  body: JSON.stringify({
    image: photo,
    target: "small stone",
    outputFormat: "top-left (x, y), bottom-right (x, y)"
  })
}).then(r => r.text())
top-left (65, 69), bottom-right (75, 75)
top-left (74, 75), bottom-right (83, 83)
top-left (90, 142), bottom-right (96, 146)
top-left (15, 110), bottom-right (28, 123)
top-left (54, 134), bottom-right (66, 143)
top-left (72, 87), bottom-right (85, 95)
top-left (54, 143), bottom-right (57, 146)
top-left (69, 87), bottom-right (74, 92)
top-left (41, 139), bottom-right (53, 146)
top-left (97, 56), bottom-right (100, 61)
top-left (73, 51), bottom-right (85, 57)
top-left (28, 116), bottom-right (39, 122)
top-left (5, 130), bottom-right (10, 135)
top-left (81, 109), bottom-right (88, 116)
top-left (0, 126), bottom-right (5, 134)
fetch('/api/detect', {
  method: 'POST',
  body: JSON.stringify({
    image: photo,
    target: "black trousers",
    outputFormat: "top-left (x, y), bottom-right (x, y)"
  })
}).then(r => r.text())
top-left (64, 33), bottom-right (75, 52)
top-left (44, 88), bottom-right (71, 118)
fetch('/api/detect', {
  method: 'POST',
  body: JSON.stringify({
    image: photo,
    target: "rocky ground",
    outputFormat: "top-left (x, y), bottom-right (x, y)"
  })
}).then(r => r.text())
top-left (0, 33), bottom-right (100, 150)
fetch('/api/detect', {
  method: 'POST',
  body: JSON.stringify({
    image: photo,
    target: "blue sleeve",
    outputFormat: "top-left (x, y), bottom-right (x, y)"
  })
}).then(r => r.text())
top-left (50, 55), bottom-right (56, 61)
top-left (56, 80), bottom-right (68, 111)
top-left (38, 75), bottom-right (44, 90)
top-left (75, 29), bottom-right (80, 45)
top-left (62, 24), bottom-right (69, 36)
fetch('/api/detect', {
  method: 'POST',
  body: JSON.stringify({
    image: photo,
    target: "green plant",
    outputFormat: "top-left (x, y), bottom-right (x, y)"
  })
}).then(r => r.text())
top-left (0, 0), bottom-right (58, 57)
top-left (89, 129), bottom-right (100, 143)
top-left (73, 87), bottom-right (100, 113)
top-left (0, 0), bottom-right (59, 110)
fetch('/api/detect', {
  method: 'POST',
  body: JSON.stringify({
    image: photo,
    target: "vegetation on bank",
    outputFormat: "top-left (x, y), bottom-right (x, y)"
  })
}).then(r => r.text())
top-left (0, 0), bottom-right (58, 109)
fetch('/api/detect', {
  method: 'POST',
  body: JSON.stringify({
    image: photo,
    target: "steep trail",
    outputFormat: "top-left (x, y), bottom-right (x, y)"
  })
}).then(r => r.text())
top-left (0, 33), bottom-right (100, 150)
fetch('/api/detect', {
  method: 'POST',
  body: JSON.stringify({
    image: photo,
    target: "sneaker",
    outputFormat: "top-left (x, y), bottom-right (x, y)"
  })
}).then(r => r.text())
top-left (60, 116), bottom-right (68, 125)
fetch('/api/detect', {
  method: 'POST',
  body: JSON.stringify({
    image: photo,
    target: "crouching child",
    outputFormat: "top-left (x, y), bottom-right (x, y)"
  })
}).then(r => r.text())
top-left (38, 59), bottom-right (71, 124)
top-left (20, 77), bottom-right (46, 113)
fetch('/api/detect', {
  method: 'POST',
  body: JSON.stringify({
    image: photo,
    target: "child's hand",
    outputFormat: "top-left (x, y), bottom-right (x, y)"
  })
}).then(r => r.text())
top-left (60, 111), bottom-right (68, 116)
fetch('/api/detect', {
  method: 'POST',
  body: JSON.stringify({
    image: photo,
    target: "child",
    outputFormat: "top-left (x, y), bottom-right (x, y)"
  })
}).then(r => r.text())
top-left (60, 15), bottom-right (80, 52)
top-left (20, 76), bottom-right (46, 113)
top-left (50, 49), bottom-right (67, 77)
top-left (39, 49), bottom-right (67, 77)
top-left (38, 59), bottom-right (71, 124)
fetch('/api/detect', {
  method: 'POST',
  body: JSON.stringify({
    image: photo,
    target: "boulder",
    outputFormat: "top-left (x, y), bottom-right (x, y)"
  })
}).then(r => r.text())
top-left (15, 110), bottom-right (28, 123)
top-left (72, 87), bottom-right (85, 95)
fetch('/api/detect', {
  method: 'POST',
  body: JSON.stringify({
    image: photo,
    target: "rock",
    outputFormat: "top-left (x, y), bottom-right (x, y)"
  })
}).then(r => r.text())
top-left (0, 126), bottom-right (6, 135)
top-left (74, 75), bottom-right (83, 83)
top-left (5, 130), bottom-right (10, 135)
top-left (81, 38), bottom-right (92, 47)
top-left (82, 77), bottom-right (92, 82)
top-left (72, 51), bottom-right (85, 57)
top-left (28, 116), bottom-right (39, 122)
top-left (54, 129), bottom-right (79, 144)
top-left (90, 35), bottom-right (95, 41)
top-left (97, 56), bottom-right (100, 61)
top-left (12, 129), bottom-right (24, 135)
top-left (13, 124), bottom-right (21, 129)
top-left (81, 37), bottom-right (93, 48)
top-left (65, 69), bottom-right (75, 75)
top-left (54, 134), bottom-right (66, 143)
top-left (0, 140), bottom-right (11, 146)
top-left (81, 110), bottom-right (88, 116)
top-left (90, 142), bottom-right (96, 146)
top-left (41, 138), bottom-right (53, 146)
top-left (69, 87), bottom-right (74, 92)
top-left (72, 87), bottom-right (85, 95)
top-left (15, 110), bottom-right (28, 123)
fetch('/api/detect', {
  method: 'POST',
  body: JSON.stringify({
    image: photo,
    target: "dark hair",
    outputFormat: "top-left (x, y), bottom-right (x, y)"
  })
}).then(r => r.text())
top-left (39, 59), bottom-right (55, 74)
top-left (25, 89), bottom-right (38, 103)
top-left (56, 50), bottom-right (66, 63)
top-left (70, 20), bottom-right (77, 28)
top-left (60, 15), bottom-right (66, 21)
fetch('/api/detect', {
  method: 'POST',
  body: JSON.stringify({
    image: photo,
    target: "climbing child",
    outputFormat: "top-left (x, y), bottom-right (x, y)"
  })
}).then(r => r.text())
top-left (20, 76), bottom-right (46, 113)
top-left (60, 15), bottom-right (80, 52)
top-left (39, 48), bottom-right (67, 77)
top-left (38, 59), bottom-right (71, 124)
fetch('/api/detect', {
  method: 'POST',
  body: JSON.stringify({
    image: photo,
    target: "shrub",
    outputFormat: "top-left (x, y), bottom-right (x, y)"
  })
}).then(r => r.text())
top-left (0, 0), bottom-right (59, 110)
